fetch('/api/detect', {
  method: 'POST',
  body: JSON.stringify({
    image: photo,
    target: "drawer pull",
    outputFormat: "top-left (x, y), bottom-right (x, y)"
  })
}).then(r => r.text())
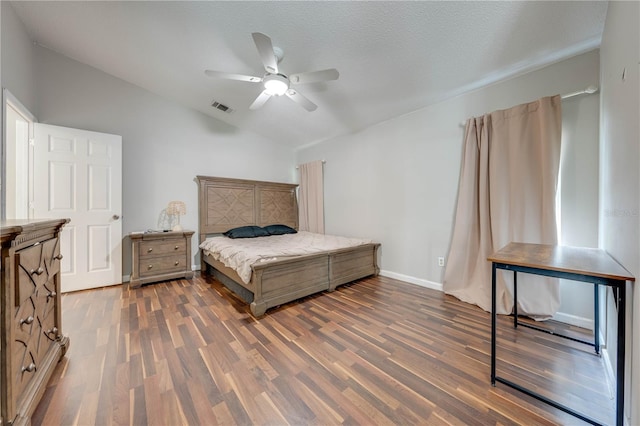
top-left (47, 291), bottom-right (57, 299)
top-left (175, 245), bottom-right (179, 250)
top-left (147, 248), bottom-right (153, 253)
top-left (148, 264), bottom-right (154, 269)
top-left (21, 363), bottom-right (36, 373)
top-left (46, 327), bottom-right (59, 336)
top-left (174, 261), bottom-right (179, 266)
top-left (20, 316), bottom-right (35, 326)
top-left (31, 267), bottom-right (44, 276)
top-left (55, 254), bottom-right (64, 260)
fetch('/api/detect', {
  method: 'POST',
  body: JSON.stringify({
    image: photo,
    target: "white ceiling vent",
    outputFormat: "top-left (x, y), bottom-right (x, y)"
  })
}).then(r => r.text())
top-left (211, 100), bottom-right (234, 114)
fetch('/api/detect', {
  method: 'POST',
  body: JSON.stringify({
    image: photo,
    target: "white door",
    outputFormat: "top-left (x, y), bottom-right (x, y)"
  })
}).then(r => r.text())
top-left (33, 123), bottom-right (122, 292)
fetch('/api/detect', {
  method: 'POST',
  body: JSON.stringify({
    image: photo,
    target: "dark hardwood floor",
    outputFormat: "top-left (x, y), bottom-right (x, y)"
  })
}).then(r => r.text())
top-left (32, 273), bottom-right (614, 425)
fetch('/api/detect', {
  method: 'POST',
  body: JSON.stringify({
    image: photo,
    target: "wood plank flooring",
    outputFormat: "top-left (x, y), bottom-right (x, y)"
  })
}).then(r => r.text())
top-left (32, 274), bottom-right (614, 425)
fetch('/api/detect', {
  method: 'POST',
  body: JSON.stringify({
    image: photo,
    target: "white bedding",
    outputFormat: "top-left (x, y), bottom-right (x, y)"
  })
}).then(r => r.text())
top-left (200, 231), bottom-right (373, 284)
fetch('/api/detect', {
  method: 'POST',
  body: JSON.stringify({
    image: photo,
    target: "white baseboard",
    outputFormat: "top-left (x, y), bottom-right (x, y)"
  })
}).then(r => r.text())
top-left (379, 270), bottom-right (443, 291)
top-left (551, 311), bottom-right (594, 330)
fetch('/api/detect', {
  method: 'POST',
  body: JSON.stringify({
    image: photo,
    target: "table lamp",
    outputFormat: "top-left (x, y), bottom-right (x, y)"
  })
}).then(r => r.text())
top-left (166, 201), bottom-right (186, 231)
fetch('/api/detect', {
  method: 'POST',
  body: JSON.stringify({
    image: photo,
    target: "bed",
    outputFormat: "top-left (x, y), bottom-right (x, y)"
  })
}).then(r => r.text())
top-left (196, 175), bottom-right (381, 316)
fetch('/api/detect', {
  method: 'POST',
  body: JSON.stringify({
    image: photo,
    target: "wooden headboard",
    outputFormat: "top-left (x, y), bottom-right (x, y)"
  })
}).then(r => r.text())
top-left (196, 176), bottom-right (298, 243)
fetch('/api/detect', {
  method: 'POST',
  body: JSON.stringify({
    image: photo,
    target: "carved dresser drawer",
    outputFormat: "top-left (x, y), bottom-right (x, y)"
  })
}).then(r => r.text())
top-left (130, 231), bottom-right (194, 288)
top-left (1, 219), bottom-right (69, 426)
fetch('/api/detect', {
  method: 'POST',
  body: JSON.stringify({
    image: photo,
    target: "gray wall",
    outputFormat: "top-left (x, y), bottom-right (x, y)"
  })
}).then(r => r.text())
top-left (1, 2), bottom-right (36, 113)
top-left (557, 77), bottom-right (600, 324)
top-left (599, 1), bottom-right (639, 422)
top-left (297, 50), bottom-right (600, 326)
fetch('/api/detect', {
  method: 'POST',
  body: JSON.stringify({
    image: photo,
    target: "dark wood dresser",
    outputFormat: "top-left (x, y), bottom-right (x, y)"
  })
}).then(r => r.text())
top-left (129, 231), bottom-right (194, 288)
top-left (1, 219), bottom-right (69, 426)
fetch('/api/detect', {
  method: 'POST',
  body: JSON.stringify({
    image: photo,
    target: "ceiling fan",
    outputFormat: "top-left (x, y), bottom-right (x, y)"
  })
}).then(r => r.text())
top-left (205, 32), bottom-right (339, 112)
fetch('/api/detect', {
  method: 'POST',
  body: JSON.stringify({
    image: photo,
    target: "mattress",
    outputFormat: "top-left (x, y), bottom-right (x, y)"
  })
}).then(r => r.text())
top-left (199, 231), bottom-right (373, 284)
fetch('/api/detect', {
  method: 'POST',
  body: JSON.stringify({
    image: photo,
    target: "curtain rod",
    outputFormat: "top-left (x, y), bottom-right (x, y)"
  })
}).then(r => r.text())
top-left (459, 85), bottom-right (599, 127)
top-left (561, 84), bottom-right (599, 100)
top-left (296, 160), bottom-right (325, 170)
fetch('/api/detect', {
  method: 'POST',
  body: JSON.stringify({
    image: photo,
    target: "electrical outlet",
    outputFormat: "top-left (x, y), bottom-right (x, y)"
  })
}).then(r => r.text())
top-left (438, 257), bottom-right (445, 267)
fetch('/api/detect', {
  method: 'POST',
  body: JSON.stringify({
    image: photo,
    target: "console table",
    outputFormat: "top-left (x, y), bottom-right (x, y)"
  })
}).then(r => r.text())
top-left (488, 242), bottom-right (634, 426)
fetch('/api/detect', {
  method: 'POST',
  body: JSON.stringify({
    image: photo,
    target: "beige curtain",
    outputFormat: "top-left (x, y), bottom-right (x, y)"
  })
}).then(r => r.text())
top-left (443, 96), bottom-right (562, 317)
top-left (298, 160), bottom-right (324, 234)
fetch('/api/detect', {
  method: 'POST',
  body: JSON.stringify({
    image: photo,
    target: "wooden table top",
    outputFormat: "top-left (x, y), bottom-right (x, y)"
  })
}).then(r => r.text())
top-left (488, 242), bottom-right (635, 282)
top-left (1, 218), bottom-right (70, 239)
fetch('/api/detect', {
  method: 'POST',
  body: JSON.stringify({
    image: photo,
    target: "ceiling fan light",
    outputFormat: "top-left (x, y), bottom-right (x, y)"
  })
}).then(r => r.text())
top-left (263, 74), bottom-right (289, 96)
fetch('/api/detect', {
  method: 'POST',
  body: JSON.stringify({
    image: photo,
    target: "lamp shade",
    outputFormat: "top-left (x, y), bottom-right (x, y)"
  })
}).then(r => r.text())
top-left (166, 201), bottom-right (186, 216)
top-left (166, 201), bottom-right (186, 231)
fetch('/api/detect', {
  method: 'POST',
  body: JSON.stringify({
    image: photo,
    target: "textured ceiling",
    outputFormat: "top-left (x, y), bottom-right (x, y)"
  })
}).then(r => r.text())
top-left (10, 1), bottom-right (608, 148)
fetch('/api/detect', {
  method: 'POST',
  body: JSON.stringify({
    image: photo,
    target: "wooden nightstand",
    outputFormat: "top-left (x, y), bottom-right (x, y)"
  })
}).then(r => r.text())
top-left (130, 231), bottom-right (194, 288)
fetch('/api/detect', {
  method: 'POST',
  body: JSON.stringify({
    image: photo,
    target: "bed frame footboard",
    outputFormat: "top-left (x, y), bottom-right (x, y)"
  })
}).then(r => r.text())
top-left (250, 253), bottom-right (329, 316)
top-left (328, 243), bottom-right (381, 291)
top-left (203, 242), bottom-right (380, 317)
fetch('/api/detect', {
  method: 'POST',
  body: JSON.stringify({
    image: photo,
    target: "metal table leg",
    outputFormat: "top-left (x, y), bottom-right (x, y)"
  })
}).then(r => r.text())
top-left (491, 262), bottom-right (497, 385)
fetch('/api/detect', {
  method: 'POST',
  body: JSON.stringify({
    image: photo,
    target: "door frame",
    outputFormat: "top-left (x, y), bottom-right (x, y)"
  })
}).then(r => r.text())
top-left (2, 88), bottom-right (36, 221)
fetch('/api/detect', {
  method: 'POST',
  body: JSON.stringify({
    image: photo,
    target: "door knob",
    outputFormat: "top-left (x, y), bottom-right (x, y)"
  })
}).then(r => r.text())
top-left (112, 214), bottom-right (120, 220)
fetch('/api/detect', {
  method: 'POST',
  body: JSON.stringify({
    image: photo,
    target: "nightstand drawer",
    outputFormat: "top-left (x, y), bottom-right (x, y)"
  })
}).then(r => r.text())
top-left (139, 240), bottom-right (187, 257)
top-left (139, 255), bottom-right (187, 277)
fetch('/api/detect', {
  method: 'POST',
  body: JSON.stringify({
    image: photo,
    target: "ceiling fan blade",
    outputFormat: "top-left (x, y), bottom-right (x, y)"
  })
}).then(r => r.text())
top-left (205, 70), bottom-right (262, 83)
top-left (289, 68), bottom-right (339, 85)
top-left (285, 89), bottom-right (317, 112)
top-left (251, 32), bottom-right (278, 74)
top-left (249, 90), bottom-right (272, 110)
